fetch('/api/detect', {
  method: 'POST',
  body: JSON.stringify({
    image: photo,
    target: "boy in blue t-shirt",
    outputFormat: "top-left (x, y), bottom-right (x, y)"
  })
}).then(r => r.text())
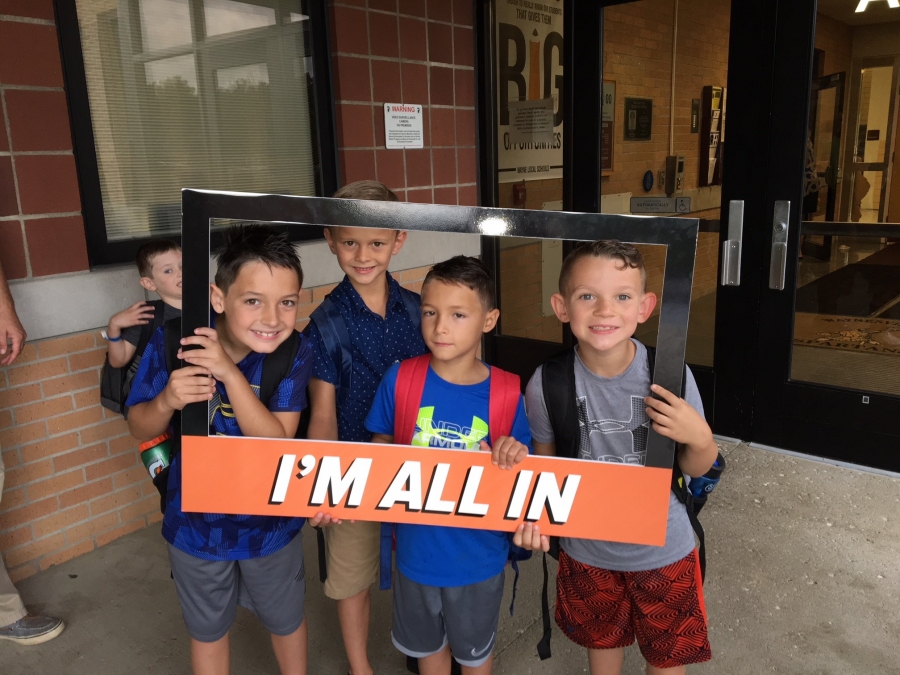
top-left (366, 256), bottom-right (531, 675)
top-left (127, 225), bottom-right (326, 675)
top-left (305, 180), bottom-right (427, 675)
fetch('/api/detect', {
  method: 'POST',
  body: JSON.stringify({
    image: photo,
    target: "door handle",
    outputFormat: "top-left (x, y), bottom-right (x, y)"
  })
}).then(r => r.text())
top-left (768, 200), bottom-right (791, 290)
top-left (720, 200), bottom-right (744, 286)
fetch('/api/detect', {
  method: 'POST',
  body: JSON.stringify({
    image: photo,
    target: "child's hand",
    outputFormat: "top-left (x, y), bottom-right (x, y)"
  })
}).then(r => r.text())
top-left (513, 523), bottom-right (550, 552)
top-left (644, 385), bottom-right (714, 450)
top-left (178, 328), bottom-right (239, 383)
top-left (162, 367), bottom-right (216, 411)
top-left (482, 437), bottom-right (529, 470)
top-left (308, 512), bottom-right (343, 527)
top-left (108, 302), bottom-right (155, 335)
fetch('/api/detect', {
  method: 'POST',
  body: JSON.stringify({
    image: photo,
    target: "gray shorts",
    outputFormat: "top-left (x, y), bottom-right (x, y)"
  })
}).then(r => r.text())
top-left (391, 569), bottom-right (505, 668)
top-left (167, 533), bottom-right (306, 642)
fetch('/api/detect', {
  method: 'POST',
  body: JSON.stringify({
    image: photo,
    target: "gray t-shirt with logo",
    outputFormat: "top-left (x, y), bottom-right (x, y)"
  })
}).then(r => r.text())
top-left (524, 340), bottom-right (702, 572)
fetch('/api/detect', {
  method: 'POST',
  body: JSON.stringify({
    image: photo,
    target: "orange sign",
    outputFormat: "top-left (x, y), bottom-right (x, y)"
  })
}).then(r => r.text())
top-left (181, 436), bottom-right (672, 546)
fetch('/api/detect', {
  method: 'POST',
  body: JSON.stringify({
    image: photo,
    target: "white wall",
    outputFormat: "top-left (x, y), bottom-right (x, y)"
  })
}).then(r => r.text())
top-left (11, 232), bottom-right (480, 341)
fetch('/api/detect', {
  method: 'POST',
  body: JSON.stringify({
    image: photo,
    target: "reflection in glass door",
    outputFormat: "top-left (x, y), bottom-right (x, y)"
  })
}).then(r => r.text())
top-left (792, 13), bottom-right (900, 399)
top-left (600, 0), bottom-right (731, 371)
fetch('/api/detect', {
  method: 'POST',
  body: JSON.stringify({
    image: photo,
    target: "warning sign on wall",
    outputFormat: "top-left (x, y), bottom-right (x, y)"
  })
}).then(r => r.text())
top-left (496, 0), bottom-right (564, 183)
top-left (384, 103), bottom-right (424, 149)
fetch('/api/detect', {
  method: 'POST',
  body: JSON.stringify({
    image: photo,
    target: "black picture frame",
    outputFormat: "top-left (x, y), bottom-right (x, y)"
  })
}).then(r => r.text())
top-left (180, 190), bottom-right (699, 471)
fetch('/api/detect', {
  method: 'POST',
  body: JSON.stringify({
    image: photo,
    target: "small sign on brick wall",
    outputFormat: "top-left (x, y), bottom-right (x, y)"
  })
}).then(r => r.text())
top-left (384, 103), bottom-right (423, 149)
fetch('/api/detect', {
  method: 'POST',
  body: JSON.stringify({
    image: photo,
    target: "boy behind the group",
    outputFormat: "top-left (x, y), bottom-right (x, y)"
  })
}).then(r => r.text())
top-left (512, 241), bottom-right (717, 675)
top-left (366, 256), bottom-right (531, 675)
top-left (105, 239), bottom-right (182, 368)
top-left (305, 180), bottom-right (428, 675)
top-left (126, 225), bottom-right (321, 675)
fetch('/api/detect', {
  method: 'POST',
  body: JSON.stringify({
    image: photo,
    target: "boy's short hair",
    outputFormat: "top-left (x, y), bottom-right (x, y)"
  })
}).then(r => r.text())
top-left (135, 239), bottom-right (181, 278)
top-left (214, 224), bottom-right (303, 293)
top-left (423, 256), bottom-right (495, 310)
top-left (333, 180), bottom-right (398, 202)
top-left (559, 240), bottom-right (647, 295)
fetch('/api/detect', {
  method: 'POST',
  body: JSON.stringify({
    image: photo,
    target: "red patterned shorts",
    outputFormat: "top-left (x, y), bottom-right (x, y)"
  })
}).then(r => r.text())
top-left (555, 549), bottom-right (711, 668)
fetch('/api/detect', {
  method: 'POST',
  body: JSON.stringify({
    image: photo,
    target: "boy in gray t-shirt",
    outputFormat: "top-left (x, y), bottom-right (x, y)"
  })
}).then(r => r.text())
top-left (504, 241), bottom-right (717, 675)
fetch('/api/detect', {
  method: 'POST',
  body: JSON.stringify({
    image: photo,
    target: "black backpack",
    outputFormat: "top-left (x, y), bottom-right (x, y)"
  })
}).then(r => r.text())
top-left (535, 343), bottom-right (706, 660)
top-left (99, 300), bottom-right (167, 418)
top-left (149, 318), bottom-right (303, 513)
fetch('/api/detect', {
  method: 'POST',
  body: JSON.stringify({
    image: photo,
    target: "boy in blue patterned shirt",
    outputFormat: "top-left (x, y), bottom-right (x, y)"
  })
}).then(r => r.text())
top-left (305, 180), bottom-right (428, 675)
top-left (127, 225), bottom-right (326, 675)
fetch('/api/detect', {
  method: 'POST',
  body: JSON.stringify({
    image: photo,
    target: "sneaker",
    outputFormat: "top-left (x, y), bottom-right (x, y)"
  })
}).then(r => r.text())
top-left (0, 615), bottom-right (65, 645)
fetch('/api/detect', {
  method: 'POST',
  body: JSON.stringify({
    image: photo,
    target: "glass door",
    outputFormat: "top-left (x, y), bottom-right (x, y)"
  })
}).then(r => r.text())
top-left (479, 0), bottom-right (734, 421)
top-left (749, 0), bottom-right (900, 467)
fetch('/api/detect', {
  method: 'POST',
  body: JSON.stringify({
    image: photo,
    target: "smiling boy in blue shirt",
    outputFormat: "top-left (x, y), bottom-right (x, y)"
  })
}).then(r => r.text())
top-left (127, 225), bottom-right (326, 675)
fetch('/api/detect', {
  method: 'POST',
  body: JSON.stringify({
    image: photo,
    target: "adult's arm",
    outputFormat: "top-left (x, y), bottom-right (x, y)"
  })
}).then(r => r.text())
top-left (0, 260), bottom-right (26, 366)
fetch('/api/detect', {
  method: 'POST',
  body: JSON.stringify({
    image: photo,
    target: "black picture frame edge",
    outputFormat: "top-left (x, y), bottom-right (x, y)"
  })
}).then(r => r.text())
top-left (181, 190), bottom-right (699, 472)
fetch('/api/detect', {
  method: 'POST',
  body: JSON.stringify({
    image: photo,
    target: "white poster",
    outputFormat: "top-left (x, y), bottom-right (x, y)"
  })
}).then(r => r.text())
top-left (496, 0), bottom-right (563, 183)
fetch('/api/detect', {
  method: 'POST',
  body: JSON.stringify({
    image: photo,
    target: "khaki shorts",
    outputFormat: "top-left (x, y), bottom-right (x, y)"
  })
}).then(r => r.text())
top-left (323, 520), bottom-right (382, 600)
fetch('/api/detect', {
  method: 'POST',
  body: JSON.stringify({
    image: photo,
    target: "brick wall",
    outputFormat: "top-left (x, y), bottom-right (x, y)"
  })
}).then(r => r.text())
top-left (0, 265), bottom-right (434, 581)
top-left (0, 1), bottom-right (89, 281)
top-left (330, 0), bottom-right (477, 206)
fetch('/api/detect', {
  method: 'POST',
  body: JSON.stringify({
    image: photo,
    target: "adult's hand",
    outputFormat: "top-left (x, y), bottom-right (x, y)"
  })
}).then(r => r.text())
top-left (0, 261), bottom-right (26, 366)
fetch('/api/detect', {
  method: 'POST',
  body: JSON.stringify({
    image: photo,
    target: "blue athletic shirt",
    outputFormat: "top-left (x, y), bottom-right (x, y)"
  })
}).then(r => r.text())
top-left (126, 317), bottom-right (313, 561)
top-left (365, 362), bottom-right (533, 587)
top-left (306, 273), bottom-right (428, 442)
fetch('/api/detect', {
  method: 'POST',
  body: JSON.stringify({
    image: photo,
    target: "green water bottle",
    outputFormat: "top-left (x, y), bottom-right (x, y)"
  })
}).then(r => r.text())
top-left (139, 432), bottom-right (173, 479)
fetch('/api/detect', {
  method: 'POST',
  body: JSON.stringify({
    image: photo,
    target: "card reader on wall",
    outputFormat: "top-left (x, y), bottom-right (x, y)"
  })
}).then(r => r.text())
top-left (665, 155), bottom-right (685, 196)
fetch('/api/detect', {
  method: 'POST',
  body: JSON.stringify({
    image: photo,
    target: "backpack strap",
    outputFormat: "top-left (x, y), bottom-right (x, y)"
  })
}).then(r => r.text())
top-left (114, 300), bottom-right (166, 418)
top-left (397, 285), bottom-right (422, 331)
top-left (488, 367), bottom-right (520, 445)
top-left (537, 349), bottom-right (576, 659)
top-left (309, 296), bottom-right (353, 407)
top-left (541, 350), bottom-right (579, 459)
top-left (163, 318), bottom-right (183, 460)
top-left (393, 354), bottom-right (431, 445)
top-left (163, 318), bottom-right (181, 376)
top-left (136, 300), bottom-right (167, 363)
top-left (258, 330), bottom-right (301, 408)
top-left (645, 345), bottom-right (706, 580)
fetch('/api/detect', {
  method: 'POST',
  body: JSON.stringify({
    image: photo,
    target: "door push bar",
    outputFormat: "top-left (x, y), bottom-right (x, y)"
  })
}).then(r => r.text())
top-left (720, 200), bottom-right (744, 286)
top-left (768, 200), bottom-right (791, 290)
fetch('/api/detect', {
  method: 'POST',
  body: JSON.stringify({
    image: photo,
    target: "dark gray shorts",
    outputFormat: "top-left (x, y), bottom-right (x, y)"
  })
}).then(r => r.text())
top-left (167, 534), bottom-right (306, 642)
top-left (391, 569), bottom-right (505, 668)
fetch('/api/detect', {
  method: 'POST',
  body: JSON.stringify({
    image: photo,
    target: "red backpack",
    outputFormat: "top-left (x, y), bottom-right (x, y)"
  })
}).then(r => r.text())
top-left (393, 354), bottom-right (521, 445)
top-left (379, 354), bottom-right (530, 605)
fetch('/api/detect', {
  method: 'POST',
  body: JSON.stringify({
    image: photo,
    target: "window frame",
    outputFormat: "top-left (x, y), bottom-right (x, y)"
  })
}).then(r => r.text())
top-left (54, 0), bottom-right (339, 267)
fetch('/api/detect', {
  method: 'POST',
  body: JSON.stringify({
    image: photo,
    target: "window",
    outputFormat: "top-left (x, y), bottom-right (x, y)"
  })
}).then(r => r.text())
top-left (59, 0), bottom-right (336, 265)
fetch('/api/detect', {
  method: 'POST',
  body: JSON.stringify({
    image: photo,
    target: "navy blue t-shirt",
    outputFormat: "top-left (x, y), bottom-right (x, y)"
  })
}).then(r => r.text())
top-left (366, 362), bottom-right (533, 587)
top-left (306, 273), bottom-right (428, 442)
top-left (126, 322), bottom-right (313, 561)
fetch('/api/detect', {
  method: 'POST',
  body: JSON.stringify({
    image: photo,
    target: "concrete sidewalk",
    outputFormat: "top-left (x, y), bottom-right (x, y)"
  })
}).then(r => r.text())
top-left (2, 443), bottom-right (900, 674)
